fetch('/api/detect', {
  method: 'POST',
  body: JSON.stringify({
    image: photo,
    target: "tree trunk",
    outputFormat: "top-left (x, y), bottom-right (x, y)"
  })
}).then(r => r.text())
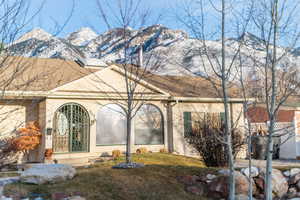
top-left (265, 121), bottom-right (274, 200)
top-left (248, 124), bottom-right (253, 200)
top-left (126, 115), bottom-right (132, 163)
top-left (265, 1), bottom-right (278, 198)
top-left (221, 0), bottom-right (235, 199)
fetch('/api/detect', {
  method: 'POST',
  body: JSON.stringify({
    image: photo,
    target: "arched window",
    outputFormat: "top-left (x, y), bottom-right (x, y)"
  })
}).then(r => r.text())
top-left (134, 104), bottom-right (164, 145)
top-left (96, 104), bottom-right (127, 145)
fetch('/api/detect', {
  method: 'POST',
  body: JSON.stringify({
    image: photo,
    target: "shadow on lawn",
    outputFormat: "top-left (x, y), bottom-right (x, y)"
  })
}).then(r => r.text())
top-left (4, 164), bottom-right (216, 200)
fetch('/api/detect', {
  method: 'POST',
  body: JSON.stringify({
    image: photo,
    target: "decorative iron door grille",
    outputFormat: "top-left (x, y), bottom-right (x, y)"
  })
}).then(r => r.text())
top-left (53, 103), bottom-right (89, 153)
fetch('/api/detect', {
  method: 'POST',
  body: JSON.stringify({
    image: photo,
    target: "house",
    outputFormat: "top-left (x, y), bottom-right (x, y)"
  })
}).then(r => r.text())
top-left (0, 56), bottom-right (246, 164)
top-left (247, 106), bottom-right (300, 159)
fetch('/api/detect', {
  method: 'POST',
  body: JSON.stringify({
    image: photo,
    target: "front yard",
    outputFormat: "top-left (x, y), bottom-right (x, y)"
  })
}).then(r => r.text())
top-left (4, 153), bottom-right (216, 200)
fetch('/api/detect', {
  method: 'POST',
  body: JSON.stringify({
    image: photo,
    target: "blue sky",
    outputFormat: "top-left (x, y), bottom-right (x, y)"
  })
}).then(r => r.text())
top-left (23, 0), bottom-right (300, 47)
top-left (27, 0), bottom-right (184, 37)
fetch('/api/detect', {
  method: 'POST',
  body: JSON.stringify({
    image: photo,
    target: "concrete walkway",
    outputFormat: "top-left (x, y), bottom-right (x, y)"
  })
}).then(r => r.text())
top-left (0, 177), bottom-right (20, 200)
top-left (236, 159), bottom-right (300, 168)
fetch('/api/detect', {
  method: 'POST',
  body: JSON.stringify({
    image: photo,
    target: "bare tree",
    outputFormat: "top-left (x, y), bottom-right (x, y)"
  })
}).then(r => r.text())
top-left (176, 0), bottom-right (254, 199)
top-left (248, 0), bottom-right (300, 198)
top-left (95, 0), bottom-right (163, 164)
top-left (0, 0), bottom-right (78, 166)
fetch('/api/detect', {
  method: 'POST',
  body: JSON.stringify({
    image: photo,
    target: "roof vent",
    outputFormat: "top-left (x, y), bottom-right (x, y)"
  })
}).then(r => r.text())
top-left (85, 58), bottom-right (107, 68)
top-left (75, 58), bottom-right (86, 67)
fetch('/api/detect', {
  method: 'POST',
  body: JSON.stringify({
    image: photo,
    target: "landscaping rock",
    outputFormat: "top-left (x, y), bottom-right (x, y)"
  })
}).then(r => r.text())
top-left (69, 196), bottom-right (86, 200)
top-left (286, 187), bottom-right (298, 199)
top-left (259, 168), bottom-right (288, 198)
top-left (52, 192), bottom-right (69, 200)
top-left (112, 162), bottom-right (144, 169)
top-left (177, 175), bottom-right (200, 186)
top-left (0, 177), bottom-right (20, 185)
top-left (296, 181), bottom-right (300, 191)
top-left (235, 194), bottom-right (256, 200)
top-left (291, 169), bottom-right (300, 177)
top-left (206, 174), bottom-right (216, 180)
top-left (218, 169), bottom-right (230, 175)
top-left (241, 167), bottom-right (259, 178)
top-left (185, 183), bottom-right (205, 196)
top-left (253, 176), bottom-right (265, 194)
top-left (1, 196), bottom-right (13, 200)
top-left (284, 170), bottom-right (291, 177)
top-left (20, 164), bottom-right (76, 184)
top-left (208, 171), bottom-right (256, 198)
top-left (290, 173), bottom-right (300, 185)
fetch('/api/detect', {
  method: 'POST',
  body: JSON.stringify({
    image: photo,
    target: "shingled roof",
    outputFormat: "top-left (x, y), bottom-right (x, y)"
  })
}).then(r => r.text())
top-left (144, 74), bottom-right (241, 98)
top-left (0, 56), bottom-right (98, 91)
top-left (112, 63), bottom-right (241, 98)
top-left (247, 106), bottom-right (295, 123)
top-left (1, 57), bottom-right (241, 99)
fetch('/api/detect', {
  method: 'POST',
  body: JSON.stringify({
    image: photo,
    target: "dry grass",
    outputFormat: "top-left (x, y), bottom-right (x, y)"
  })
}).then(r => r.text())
top-left (4, 153), bottom-right (216, 200)
top-left (0, 172), bottom-right (19, 178)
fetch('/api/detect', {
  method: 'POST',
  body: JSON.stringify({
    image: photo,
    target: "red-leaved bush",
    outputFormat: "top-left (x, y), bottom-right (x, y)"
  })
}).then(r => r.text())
top-left (0, 121), bottom-right (41, 167)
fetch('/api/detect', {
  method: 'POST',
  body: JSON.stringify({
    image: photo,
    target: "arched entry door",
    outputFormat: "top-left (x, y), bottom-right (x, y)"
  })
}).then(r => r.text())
top-left (53, 103), bottom-right (90, 153)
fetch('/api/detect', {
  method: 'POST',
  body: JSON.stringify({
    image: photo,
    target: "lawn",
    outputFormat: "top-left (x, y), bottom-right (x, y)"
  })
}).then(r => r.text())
top-left (0, 172), bottom-right (19, 178)
top-left (4, 153), bottom-right (217, 200)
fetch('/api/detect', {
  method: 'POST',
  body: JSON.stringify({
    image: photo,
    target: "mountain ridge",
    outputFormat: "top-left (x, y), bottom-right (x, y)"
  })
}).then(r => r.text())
top-left (7, 25), bottom-right (300, 76)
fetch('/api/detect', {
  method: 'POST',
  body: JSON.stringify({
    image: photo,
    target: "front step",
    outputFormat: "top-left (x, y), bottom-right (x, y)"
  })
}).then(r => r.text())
top-left (52, 157), bottom-right (90, 167)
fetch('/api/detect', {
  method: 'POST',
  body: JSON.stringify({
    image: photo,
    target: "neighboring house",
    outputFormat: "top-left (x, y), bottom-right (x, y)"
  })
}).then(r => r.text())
top-left (0, 56), bottom-right (246, 164)
top-left (247, 106), bottom-right (300, 159)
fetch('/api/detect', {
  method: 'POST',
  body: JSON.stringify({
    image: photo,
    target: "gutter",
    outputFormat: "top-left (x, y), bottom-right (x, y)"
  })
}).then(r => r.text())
top-left (2, 91), bottom-right (254, 103)
top-left (171, 96), bottom-right (255, 103)
top-left (1, 91), bottom-right (170, 100)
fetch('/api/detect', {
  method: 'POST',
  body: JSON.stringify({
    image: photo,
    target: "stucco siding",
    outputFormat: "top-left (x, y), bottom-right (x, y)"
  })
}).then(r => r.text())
top-left (55, 68), bottom-right (159, 96)
top-left (172, 102), bottom-right (245, 157)
top-left (43, 98), bottom-right (168, 160)
top-left (0, 100), bottom-right (39, 139)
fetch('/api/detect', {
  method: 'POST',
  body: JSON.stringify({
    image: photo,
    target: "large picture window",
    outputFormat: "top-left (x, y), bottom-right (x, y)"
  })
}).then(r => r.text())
top-left (134, 104), bottom-right (164, 145)
top-left (96, 104), bottom-right (127, 145)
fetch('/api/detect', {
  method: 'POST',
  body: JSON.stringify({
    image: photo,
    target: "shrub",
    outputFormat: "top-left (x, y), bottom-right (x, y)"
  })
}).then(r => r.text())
top-left (159, 148), bottom-right (168, 153)
top-left (44, 149), bottom-right (53, 160)
top-left (0, 137), bottom-right (18, 167)
top-left (12, 121), bottom-right (42, 152)
top-left (0, 121), bottom-right (42, 166)
top-left (136, 147), bottom-right (148, 154)
top-left (185, 113), bottom-right (244, 167)
top-left (112, 150), bottom-right (121, 158)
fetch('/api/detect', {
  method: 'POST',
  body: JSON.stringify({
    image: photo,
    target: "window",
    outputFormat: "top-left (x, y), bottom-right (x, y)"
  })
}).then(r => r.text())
top-left (183, 112), bottom-right (225, 136)
top-left (134, 104), bottom-right (164, 145)
top-left (183, 112), bottom-right (192, 136)
top-left (96, 104), bottom-right (127, 145)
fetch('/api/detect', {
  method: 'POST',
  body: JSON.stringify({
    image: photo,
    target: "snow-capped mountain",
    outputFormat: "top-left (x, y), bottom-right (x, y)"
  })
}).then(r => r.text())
top-left (13, 28), bottom-right (53, 44)
top-left (8, 28), bottom-right (85, 61)
top-left (7, 25), bottom-right (300, 76)
top-left (66, 27), bottom-right (98, 46)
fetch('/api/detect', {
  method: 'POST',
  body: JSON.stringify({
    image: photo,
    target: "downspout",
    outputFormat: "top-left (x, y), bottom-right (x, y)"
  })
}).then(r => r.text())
top-left (165, 99), bottom-right (178, 153)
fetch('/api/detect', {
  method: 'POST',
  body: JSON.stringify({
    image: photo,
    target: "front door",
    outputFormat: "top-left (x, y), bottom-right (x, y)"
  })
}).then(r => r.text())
top-left (53, 103), bottom-right (89, 153)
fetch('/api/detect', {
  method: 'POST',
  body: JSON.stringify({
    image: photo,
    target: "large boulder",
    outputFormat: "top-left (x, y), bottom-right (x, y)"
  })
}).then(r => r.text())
top-left (291, 168), bottom-right (300, 177)
top-left (290, 173), bottom-right (300, 185)
top-left (258, 168), bottom-right (288, 198)
top-left (241, 167), bottom-right (259, 178)
top-left (286, 187), bottom-right (298, 199)
top-left (177, 175), bottom-right (201, 186)
top-left (20, 164), bottom-right (76, 184)
top-left (185, 183), bottom-right (207, 196)
top-left (208, 171), bottom-right (257, 199)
